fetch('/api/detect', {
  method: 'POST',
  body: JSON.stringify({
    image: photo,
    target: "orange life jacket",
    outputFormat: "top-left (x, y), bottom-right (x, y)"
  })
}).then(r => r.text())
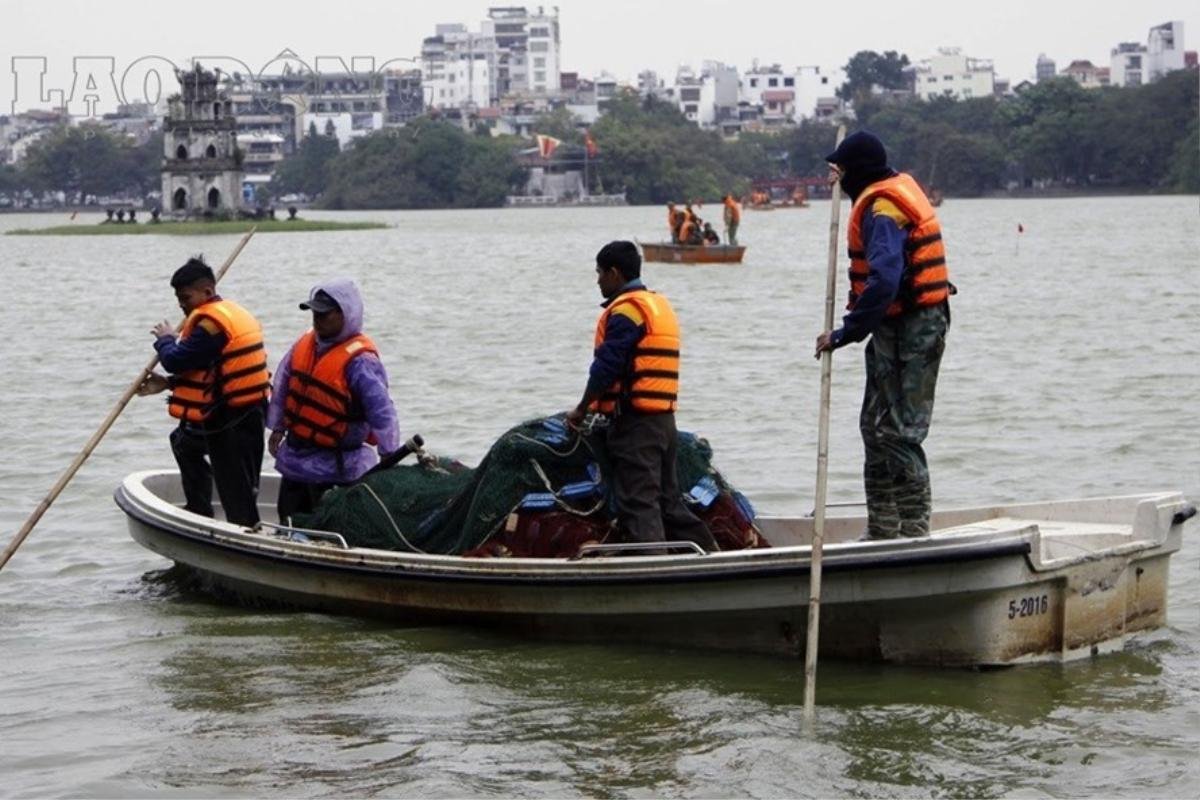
top-left (589, 289), bottom-right (680, 415)
top-left (723, 197), bottom-right (741, 223)
top-left (679, 220), bottom-right (697, 243)
top-left (283, 330), bottom-right (378, 449)
top-left (847, 172), bottom-right (950, 316)
top-left (167, 299), bottom-right (270, 422)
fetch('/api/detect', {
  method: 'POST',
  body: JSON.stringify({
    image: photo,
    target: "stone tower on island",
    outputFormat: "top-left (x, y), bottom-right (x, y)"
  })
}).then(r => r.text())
top-left (161, 64), bottom-right (243, 216)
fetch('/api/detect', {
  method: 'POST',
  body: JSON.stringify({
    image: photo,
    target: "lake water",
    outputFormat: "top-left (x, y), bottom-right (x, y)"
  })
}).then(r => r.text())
top-left (0, 198), bottom-right (1197, 798)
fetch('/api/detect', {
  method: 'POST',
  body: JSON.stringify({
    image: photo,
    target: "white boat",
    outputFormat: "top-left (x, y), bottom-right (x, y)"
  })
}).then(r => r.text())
top-left (115, 470), bottom-right (1194, 666)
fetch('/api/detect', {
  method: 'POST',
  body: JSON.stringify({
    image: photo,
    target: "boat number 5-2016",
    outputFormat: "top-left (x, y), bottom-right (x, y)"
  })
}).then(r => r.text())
top-left (1008, 594), bottom-right (1049, 619)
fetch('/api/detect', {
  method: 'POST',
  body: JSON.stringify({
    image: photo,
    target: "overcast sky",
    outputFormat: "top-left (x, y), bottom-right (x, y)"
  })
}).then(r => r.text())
top-left (2, 0), bottom-right (1196, 115)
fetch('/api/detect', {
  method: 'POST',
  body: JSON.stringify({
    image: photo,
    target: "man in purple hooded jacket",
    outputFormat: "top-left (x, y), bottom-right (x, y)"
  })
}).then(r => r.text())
top-left (267, 278), bottom-right (401, 523)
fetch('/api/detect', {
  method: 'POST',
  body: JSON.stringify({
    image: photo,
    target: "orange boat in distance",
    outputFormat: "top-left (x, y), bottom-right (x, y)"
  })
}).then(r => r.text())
top-left (640, 242), bottom-right (746, 264)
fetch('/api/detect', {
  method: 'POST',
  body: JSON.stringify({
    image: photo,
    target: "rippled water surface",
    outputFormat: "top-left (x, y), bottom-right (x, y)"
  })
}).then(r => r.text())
top-left (1, 198), bottom-right (1197, 798)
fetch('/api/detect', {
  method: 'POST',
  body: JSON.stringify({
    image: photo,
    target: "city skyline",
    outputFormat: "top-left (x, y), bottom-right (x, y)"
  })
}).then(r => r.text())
top-left (2, 0), bottom-right (1197, 115)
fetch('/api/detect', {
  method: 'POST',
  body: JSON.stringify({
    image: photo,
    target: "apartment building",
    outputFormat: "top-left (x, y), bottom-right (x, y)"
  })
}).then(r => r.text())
top-left (1110, 21), bottom-right (1186, 86)
top-left (421, 6), bottom-right (562, 110)
top-left (910, 48), bottom-right (995, 100)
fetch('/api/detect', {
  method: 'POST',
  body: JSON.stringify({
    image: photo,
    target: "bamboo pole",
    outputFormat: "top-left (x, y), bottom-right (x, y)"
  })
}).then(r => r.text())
top-left (803, 126), bottom-right (846, 725)
top-left (0, 227), bottom-right (257, 574)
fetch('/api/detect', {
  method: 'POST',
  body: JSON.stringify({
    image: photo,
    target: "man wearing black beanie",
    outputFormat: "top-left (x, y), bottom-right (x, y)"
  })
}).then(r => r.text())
top-left (815, 131), bottom-right (952, 540)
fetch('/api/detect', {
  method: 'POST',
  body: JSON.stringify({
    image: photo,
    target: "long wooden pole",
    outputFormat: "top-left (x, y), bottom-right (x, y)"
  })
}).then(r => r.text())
top-left (803, 126), bottom-right (846, 724)
top-left (0, 227), bottom-right (257, 573)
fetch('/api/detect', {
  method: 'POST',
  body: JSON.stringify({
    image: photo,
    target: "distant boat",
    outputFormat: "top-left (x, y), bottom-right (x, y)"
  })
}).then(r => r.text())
top-left (640, 242), bottom-right (746, 264)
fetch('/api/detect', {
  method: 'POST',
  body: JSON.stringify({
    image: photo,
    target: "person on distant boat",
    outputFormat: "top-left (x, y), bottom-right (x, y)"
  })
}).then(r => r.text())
top-left (722, 194), bottom-right (741, 244)
top-left (267, 278), bottom-right (401, 524)
top-left (702, 222), bottom-right (720, 245)
top-left (814, 130), bottom-right (952, 540)
top-left (678, 213), bottom-right (698, 246)
top-left (566, 241), bottom-right (717, 553)
top-left (667, 202), bottom-right (685, 243)
top-left (136, 258), bottom-right (271, 526)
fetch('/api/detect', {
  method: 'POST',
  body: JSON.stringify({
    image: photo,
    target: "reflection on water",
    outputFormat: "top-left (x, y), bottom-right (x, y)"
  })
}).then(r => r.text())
top-left (134, 579), bottom-right (1191, 797)
top-left (0, 199), bottom-right (1197, 797)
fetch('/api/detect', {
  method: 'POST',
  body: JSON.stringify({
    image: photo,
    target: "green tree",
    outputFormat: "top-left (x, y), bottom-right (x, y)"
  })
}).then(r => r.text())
top-left (838, 50), bottom-right (912, 102)
top-left (0, 163), bottom-right (22, 195)
top-left (269, 122), bottom-right (340, 198)
top-left (591, 95), bottom-right (744, 203)
top-left (1169, 117), bottom-right (1199, 192)
top-left (532, 107), bottom-right (583, 143)
top-left (775, 119), bottom-right (841, 177)
top-left (125, 131), bottom-right (164, 195)
top-left (19, 124), bottom-right (146, 198)
top-left (319, 118), bottom-right (525, 209)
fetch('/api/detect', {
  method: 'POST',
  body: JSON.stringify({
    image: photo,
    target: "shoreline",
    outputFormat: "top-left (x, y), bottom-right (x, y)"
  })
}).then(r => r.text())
top-left (4, 219), bottom-right (389, 235)
top-left (0, 189), bottom-right (1195, 217)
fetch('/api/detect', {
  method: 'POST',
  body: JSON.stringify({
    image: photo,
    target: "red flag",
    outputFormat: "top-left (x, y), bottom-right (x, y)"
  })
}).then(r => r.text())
top-left (584, 130), bottom-right (598, 158)
top-left (535, 134), bottom-right (561, 159)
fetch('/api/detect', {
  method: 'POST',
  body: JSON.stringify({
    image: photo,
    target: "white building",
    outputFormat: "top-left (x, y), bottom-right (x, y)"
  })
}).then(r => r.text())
top-left (1110, 21), bottom-right (1186, 87)
top-left (740, 64), bottom-right (799, 129)
top-left (1110, 43), bottom-right (1146, 86)
top-left (484, 6), bottom-right (561, 96)
top-left (667, 62), bottom-right (739, 130)
top-left (697, 61), bottom-right (740, 130)
top-left (740, 63), bottom-right (793, 107)
top-left (793, 65), bottom-right (845, 120)
top-left (1146, 21), bottom-right (1186, 79)
top-left (910, 48), bottom-right (995, 100)
top-left (421, 6), bottom-right (561, 111)
top-left (238, 131), bottom-right (285, 199)
top-left (298, 75), bottom-right (387, 148)
top-left (669, 64), bottom-right (703, 123)
top-left (422, 25), bottom-right (496, 111)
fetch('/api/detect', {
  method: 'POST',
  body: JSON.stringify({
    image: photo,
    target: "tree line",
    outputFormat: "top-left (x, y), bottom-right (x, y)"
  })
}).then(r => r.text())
top-left (3, 60), bottom-right (1195, 208)
top-left (0, 125), bottom-right (162, 203)
top-left (272, 66), bottom-right (1199, 206)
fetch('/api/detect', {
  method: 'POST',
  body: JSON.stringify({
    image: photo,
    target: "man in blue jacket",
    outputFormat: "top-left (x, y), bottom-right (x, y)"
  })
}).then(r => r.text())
top-left (567, 241), bottom-right (717, 553)
top-left (815, 131), bottom-right (952, 540)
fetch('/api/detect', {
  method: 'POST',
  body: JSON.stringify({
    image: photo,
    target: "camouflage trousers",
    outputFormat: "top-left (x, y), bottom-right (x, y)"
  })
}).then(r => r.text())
top-left (859, 303), bottom-right (949, 539)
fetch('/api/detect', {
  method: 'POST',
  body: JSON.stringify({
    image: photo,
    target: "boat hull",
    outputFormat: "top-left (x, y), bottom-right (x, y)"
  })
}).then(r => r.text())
top-left (640, 242), bottom-right (746, 263)
top-left (116, 472), bottom-right (1191, 665)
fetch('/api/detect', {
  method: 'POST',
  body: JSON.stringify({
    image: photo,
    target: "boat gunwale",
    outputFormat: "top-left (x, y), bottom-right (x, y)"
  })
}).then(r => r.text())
top-left (117, 471), bottom-right (1187, 585)
top-left (118, 471), bottom-right (1042, 584)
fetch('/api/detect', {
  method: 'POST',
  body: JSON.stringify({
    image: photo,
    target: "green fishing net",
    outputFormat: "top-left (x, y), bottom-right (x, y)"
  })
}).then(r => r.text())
top-left (293, 415), bottom-right (753, 554)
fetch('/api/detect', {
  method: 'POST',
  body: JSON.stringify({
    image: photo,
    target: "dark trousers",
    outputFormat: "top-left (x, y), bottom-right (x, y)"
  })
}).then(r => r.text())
top-left (860, 303), bottom-right (949, 538)
top-left (170, 405), bottom-right (265, 527)
top-left (605, 412), bottom-right (717, 551)
top-left (276, 478), bottom-right (336, 526)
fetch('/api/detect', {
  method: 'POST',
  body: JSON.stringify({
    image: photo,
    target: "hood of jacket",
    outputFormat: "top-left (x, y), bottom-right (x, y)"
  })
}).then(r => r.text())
top-left (311, 277), bottom-right (364, 345)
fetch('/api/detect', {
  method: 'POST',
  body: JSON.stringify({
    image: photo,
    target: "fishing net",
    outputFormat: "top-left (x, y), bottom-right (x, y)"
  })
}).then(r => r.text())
top-left (294, 415), bottom-right (765, 557)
